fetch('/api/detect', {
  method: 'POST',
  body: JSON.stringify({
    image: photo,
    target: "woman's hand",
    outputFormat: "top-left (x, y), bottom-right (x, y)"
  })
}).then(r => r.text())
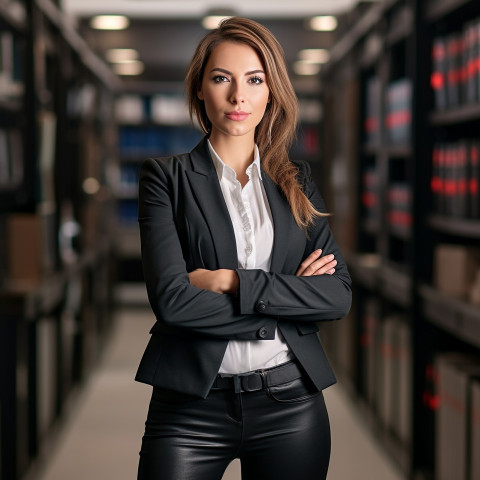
top-left (189, 268), bottom-right (239, 294)
top-left (296, 249), bottom-right (337, 277)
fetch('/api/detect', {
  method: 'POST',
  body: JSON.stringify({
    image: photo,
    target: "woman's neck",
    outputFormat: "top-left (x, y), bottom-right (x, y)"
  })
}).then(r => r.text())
top-left (209, 132), bottom-right (256, 178)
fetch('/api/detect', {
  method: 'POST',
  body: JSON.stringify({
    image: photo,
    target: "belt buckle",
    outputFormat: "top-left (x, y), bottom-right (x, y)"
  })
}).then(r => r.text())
top-left (239, 372), bottom-right (264, 392)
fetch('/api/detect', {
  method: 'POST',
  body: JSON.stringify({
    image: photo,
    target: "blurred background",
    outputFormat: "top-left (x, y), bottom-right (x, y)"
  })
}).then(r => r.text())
top-left (1, 0), bottom-right (480, 479)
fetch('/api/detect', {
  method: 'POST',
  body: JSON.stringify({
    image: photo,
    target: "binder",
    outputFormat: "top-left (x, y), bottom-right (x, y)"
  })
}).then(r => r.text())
top-left (471, 379), bottom-right (480, 480)
top-left (432, 36), bottom-right (448, 110)
top-left (470, 142), bottom-right (480, 219)
top-left (435, 354), bottom-right (480, 480)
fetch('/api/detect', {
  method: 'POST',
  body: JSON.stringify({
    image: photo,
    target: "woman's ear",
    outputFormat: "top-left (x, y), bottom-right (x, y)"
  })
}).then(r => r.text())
top-left (197, 89), bottom-right (204, 100)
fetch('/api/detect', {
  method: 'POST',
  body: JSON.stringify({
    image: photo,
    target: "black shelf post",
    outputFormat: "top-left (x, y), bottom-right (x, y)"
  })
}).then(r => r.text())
top-left (411, 0), bottom-right (436, 474)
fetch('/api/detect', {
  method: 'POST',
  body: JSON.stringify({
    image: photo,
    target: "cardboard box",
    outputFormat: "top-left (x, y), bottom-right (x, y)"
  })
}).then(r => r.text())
top-left (7, 214), bottom-right (43, 286)
top-left (434, 244), bottom-right (480, 299)
top-left (6, 209), bottom-right (56, 287)
top-left (472, 379), bottom-right (480, 480)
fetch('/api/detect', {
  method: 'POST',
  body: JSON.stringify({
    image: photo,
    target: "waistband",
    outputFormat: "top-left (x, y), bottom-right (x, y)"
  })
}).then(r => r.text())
top-left (211, 360), bottom-right (303, 394)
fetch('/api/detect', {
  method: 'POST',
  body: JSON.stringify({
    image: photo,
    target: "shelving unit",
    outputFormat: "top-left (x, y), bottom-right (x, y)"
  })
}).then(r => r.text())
top-left (321, 0), bottom-right (480, 478)
top-left (0, 1), bottom-right (119, 479)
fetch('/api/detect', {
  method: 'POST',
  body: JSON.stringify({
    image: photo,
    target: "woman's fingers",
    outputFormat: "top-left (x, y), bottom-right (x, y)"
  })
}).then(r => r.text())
top-left (296, 250), bottom-right (337, 277)
top-left (308, 257), bottom-right (337, 276)
top-left (296, 249), bottom-right (322, 276)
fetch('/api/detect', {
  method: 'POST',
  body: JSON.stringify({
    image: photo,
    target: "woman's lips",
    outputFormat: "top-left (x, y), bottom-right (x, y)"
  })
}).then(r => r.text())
top-left (225, 111), bottom-right (250, 121)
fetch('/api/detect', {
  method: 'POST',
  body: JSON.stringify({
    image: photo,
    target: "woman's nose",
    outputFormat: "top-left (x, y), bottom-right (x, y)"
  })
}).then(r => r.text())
top-left (229, 83), bottom-right (245, 104)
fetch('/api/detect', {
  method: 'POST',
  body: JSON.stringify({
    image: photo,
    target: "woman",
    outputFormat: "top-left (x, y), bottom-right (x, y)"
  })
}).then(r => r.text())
top-left (136, 17), bottom-right (351, 480)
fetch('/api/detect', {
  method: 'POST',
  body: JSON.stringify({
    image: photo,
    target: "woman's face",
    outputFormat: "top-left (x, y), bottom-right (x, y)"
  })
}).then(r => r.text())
top-left (198, 41), bottom-right (270, 142)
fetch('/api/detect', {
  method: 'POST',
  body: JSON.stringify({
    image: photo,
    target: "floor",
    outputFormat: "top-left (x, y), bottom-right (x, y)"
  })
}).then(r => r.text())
top-left (34, 305), bottom-right (405, 480)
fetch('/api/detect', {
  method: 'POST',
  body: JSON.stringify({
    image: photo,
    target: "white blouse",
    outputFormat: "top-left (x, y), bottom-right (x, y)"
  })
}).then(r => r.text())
top-left (207, 140), bottom-right (294, 374)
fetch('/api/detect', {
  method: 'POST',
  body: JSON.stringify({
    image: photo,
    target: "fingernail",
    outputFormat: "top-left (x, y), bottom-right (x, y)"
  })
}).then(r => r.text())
top-left (316, 249), bottom-right (322, 254)
top-left (328, 254), bottom-right (334, 260)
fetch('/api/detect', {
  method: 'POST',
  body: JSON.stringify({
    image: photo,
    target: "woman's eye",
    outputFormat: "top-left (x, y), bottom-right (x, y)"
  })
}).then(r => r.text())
top-left (249, 76), bottom-right (263, 85)
top-left (213, 75), bottom-right (228, 83)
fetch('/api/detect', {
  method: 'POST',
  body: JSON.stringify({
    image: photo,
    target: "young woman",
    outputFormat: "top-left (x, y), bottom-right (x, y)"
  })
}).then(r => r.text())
top-left (136, 16), bottom-right (351, 480)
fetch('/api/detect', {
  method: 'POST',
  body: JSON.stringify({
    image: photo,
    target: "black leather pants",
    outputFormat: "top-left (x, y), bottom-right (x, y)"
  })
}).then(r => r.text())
top-left (137, 365), bottom-right (331, 480)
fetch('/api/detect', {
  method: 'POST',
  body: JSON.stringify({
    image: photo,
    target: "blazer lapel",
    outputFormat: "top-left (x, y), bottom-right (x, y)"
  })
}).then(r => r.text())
top-left (186, 139), bottom-right (238, 269)
top-left (261, 172), bottom-right (298, 272)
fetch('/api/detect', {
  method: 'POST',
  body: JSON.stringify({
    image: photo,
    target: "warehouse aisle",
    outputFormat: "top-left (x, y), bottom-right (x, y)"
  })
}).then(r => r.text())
top-left (35, 305), bottom-right (405, 480)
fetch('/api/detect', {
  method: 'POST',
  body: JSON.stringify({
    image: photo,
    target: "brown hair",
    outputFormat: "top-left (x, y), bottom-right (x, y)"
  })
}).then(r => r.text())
top-left (185, 16), bottom-right (325, 230)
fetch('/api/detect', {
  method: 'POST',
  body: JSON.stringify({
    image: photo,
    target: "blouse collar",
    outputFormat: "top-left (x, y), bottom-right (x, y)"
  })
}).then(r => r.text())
top-left (207, 139), bottom-right (262, 182)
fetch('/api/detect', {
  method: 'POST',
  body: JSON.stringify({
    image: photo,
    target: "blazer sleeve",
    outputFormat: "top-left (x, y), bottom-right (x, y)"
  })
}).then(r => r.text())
top-left (138, 158), bottom-right (277, 340)
top-left (236, 161), bottom-right (352, 322)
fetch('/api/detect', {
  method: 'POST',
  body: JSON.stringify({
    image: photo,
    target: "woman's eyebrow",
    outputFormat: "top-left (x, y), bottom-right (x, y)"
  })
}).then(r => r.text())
top-left (209, 67), bottom-right (265, 75)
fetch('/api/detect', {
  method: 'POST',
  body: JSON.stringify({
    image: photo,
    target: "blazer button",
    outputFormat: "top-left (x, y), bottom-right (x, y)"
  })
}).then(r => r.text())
top-left (258, 327), bottom-right (268, 339)
top-left (256, 301), bottom-right (267, 312)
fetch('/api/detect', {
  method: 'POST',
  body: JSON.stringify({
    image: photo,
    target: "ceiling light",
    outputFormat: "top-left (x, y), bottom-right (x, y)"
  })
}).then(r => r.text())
top-left (298, 49), bottom-right (330, 64)
top-left (106, 48), bottom-right (139, 63)
top-left (113, 60), bottom-right (145, 76)
top-left (201, 8), bottom-right (235, 30)
top-left (90, 15), bottom-right (130, 30)
top-left (202, 15), bottom-right (233, 30)
top-left (293, 61), bottom-right (321, 76)
top-left (309, 16), bottom-right (338, 32)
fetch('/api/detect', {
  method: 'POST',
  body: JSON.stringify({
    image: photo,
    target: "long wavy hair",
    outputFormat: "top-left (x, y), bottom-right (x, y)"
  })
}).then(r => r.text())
top-left (185, 16), bottom-right (325, 230)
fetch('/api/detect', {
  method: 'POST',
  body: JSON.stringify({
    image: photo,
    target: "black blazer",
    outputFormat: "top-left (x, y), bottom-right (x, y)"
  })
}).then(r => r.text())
top-left (135, 138), bottom-right (352, 398)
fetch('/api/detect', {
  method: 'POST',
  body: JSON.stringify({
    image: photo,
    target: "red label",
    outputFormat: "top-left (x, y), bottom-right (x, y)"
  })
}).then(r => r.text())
top-left (471, 147), bottom-right (479, 164)
top-left (361, 192), bottom-right (377, 207)
top-left (431, 72), bottom-right (444, 90)
top-left (470, 178), bottom-right (478, 195)
top-left (364, 117), bottom-right (379, 133)
top-left (445, 180), bottom-right (457, 196)
top-left (431, 176), bottom-right (442, 194)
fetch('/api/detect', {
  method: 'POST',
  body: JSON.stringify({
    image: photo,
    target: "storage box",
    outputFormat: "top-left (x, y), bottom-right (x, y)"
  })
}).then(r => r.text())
top-left (472, 379), bottom-right (480, 480)
top-left (434, 244), bottom-right (480, 299)
top-left (6, 210), bottom-right (56, 287)
top-left (435, 354), bottom-right (480, 480)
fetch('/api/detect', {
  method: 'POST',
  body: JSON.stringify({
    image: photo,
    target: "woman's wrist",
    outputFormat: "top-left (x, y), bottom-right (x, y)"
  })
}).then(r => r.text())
top-left (189, 268), bottom-right (239, 295)
top-left (220, 269), bottom-right (239, 295)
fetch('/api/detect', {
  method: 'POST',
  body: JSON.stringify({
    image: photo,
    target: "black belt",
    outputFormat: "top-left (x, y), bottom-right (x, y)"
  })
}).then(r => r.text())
top-left (212, 361), bottom-right (303, 394)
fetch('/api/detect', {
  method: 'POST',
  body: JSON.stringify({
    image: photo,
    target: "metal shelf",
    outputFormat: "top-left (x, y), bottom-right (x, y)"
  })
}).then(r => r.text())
top-left (388, 224), bottom-right (412, 241)
top-left (1, 240), bottom-right (111, 320)
top-left (34, 0), bottom-right (122, 91)
top-left (346, 252), bottom-right (381, 290)
top-left (380, 262), bottom-right (412, 307)
top-left (420, 284), bottom-right (480, 349)
top-left (429, 103), bottom-right (480, 126)
top-left (386, 5), bottom-right (414, 46)
top-left (0, 0), bottom-right (27, 32)
top-left (428, 215), bottom-right (480, 239)
top-left (425, 0), bottom-right (471, 21)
